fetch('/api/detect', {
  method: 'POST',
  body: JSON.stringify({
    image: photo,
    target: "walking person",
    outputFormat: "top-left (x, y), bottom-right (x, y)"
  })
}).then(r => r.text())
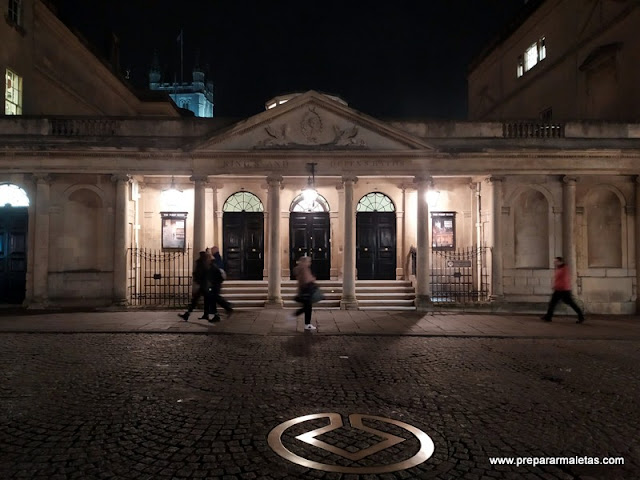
top-left (291, 256), bottom-right (317, 331)
top-left (205, 247), bottom-right (233, 323)
top-left (178, 251), bottom-right (211, 321)
top-left (541, 256), bottom-right (585, 323)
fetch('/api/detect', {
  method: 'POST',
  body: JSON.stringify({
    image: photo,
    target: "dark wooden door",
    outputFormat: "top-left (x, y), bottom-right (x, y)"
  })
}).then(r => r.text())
top-left (289, 212), bottom-right (330, 280)
top-left (356, 212), bottom-right (396, 280)
top-left (0, 207), bottom-right (28, 303)
top-left (223, 212), bottom-right (264, 280)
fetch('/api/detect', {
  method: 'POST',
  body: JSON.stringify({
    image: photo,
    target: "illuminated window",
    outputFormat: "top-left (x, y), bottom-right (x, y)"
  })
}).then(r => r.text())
top-left (0, 184), bottom-right (29, 206)
top-left (517, 36), bottom-right (547, 78)
top-left (517, 55), bottom-right (524, 78)
top-left (223, 192), bottom-right (264, 212)
top-left (8, 0), bottom-right (22, 25)
top-left (5, 69), bottom-right (23, 115)
top-left (290, 193), bottom-right (329, 212)
top-left (356, 192), bottom-right (395, 212)
top-left (524, 42), bottom-right (538, 70)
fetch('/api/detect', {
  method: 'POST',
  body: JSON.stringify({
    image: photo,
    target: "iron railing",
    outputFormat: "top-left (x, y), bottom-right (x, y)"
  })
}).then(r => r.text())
top-left (430, 246), bottom-right (490, 303)
top-left (127, 247), bottom-right (193, 307)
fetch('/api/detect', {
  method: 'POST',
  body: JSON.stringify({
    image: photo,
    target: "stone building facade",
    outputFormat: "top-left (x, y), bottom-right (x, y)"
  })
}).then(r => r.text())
top-left (2, 0), bottom-right (640, 315)
top-left (468, 0), bottom-right (640, 122)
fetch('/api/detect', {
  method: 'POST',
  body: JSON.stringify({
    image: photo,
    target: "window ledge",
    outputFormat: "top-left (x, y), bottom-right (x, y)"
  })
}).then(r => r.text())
top-left (4, 15), bottom-right (26, 36)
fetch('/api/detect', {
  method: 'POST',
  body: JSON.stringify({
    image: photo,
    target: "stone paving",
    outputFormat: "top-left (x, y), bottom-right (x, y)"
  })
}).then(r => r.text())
top-left (0, 312), bottom-right (638, 479)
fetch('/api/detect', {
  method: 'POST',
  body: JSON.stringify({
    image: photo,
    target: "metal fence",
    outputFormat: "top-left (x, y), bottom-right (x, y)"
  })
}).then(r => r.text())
top-left (430, 247), bottom-right (490, 303)
top-left (127, 247), bottom-right (193, 307)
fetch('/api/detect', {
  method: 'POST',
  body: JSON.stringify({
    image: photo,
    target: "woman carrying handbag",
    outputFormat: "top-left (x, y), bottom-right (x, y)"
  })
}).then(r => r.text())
top-left (290, 256), bottom-right (323, 330)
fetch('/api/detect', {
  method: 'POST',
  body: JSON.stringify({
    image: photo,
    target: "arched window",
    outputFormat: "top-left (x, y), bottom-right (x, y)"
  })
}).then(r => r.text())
top-left (587, 189), bottom-right (622, 267)
top-left (356, 192), bottom-right (395, 212)
top-left (223, 192), bottom-right (264, 212)
top-left (0, 184), bottom-right (29, 207)
top-left (290, 193), bottom-right (330, 212)
top-left (513, 189), bottom-right (549, 268)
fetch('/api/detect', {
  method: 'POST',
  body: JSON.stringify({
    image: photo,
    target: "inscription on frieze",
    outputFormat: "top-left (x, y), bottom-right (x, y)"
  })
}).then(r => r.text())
top-left (222, 159), bottom-right (290, 170)
top-left (330, 159), bottom-right (402, 169)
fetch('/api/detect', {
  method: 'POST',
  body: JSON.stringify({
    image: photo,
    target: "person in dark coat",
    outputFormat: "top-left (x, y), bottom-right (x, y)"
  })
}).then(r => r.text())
top-left (541, 256), bottom-right (585, 323)
top-left (205, 257), bottom-right (233, 322)
top-left (178, 251), bottom-right (211, 321)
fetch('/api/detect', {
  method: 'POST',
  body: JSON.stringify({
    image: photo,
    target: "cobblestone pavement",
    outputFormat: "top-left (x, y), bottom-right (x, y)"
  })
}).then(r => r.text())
top-left (1, 334), bottom-right (637, 479)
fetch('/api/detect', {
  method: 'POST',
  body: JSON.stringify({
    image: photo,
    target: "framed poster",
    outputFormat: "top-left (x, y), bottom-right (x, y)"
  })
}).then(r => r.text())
top-left (431, 211), bottom-right (456, 251)
top-left (161, 212), bottom-right (187, 250)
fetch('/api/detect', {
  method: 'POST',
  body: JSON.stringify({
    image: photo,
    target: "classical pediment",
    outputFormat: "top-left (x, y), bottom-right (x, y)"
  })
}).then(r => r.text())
top-left (192, 91), bottom-right (434, 152)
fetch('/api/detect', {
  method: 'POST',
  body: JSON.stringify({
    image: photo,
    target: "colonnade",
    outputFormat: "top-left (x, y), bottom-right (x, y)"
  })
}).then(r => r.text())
top-left (27, 172), bottom-right (640, 312)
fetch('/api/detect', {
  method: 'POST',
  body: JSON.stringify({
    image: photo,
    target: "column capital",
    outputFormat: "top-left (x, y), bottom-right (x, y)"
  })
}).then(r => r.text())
top-left (341, 175), bottom-right (358, 185)
top-left (190, 174), bottom-right (209, 184)
top-left (413, 175), bottom-right (432, 186)
top-left (110, 174), bottom-right (131, 184)
top-left (634, 175), bottom-right (640, 185)
top-left (562, 175), bottom-right (578, 185)
top-left (486, 175), bottom-right (505, 184)
top-left (32, 173), bottom-right (52, 185)
top-left (266, 175), bottom-right (283, 186)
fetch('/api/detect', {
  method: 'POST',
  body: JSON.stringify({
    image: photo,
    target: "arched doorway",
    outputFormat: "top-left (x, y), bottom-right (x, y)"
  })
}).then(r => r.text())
top-left (356, 192), bottom-right (396, 280)
top-left (289, 193), bottom-right (330, 280)
top-left (222, 192), bottom-right (264, 280)
top-left (0, 184), bottom-right (29, 303)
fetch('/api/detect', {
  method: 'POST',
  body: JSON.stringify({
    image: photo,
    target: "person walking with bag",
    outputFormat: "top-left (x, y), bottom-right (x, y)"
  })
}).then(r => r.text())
top-left (541, 256), bottom-right (585, 323)
top-left (291, 256), bottom-right (318, 331)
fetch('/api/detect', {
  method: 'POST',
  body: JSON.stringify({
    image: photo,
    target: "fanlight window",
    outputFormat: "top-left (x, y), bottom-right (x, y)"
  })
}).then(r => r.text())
top-left (290, 193), bottom-right (330, 212)
top-left (223, 191), bottom-right (264, 212)
top-left (356, 192), bottom-right (395, 212)
top-left (0, 184), bottom-right (29, 206)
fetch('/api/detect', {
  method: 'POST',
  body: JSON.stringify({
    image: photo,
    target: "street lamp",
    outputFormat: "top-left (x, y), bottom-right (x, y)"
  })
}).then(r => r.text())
top-left (162, 176), bottom-right (183, 208)
top-left (302, 162), bottom-right (318, 204)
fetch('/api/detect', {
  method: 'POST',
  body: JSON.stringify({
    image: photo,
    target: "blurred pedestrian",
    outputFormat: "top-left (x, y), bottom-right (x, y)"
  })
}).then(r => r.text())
top-left (178, 251), bottom-right (211, 321)
top-left (290, 256), bottom-right (317, 330)
top-left (541, 256), bottom-right (585, 323)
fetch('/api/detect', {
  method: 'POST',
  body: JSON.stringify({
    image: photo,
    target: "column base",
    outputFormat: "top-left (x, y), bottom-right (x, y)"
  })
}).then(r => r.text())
top-left (108, 298), bottom-right (128, 309)
top-left (265, 298), bottom-right (284, 308)
top-left (415, 294), bottom-right (433, 312)
top-left (27, 298), bottom-right (51, 310)
top-left (340, 297), bottom-right (359, 310)
top-left (489, 294), bottom-right (504, 302)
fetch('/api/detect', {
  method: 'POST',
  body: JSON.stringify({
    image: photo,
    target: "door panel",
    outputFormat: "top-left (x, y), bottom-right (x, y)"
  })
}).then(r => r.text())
top-left (289, 212), bottom-right (330, 280)
top-left (223, 212), bottom-right (264, 280)
top-left (0, 207), bottom-right (28, 303)
top-left (356, 212), bottom-right (396, 280)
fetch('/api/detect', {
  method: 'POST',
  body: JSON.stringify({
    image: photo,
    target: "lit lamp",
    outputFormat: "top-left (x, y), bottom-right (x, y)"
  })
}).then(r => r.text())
top-left (302, 162), bottom-right (318, 204)
top-left (426, 186), bottom-right (440, 209)
top-left (162, 176), bottom-right (183, 208)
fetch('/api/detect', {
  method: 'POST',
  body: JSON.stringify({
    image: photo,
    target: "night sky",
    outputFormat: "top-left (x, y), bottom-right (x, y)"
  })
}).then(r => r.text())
top-left (51, 1), bottom-right (527, 119)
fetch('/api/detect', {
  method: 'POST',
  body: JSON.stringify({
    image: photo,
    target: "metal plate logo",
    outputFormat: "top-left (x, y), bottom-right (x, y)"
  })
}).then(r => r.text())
top-left (268, 413), bottom-right (435, 474)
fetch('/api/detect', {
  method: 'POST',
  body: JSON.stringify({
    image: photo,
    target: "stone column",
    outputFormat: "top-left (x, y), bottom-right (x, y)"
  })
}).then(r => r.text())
top-left (266, 175), bottom-right (283, 307)
top-left (32, 174), bottom-right (51, 307)
top-left (489, 176), bottom-right (504, 300)
top-left (340, 176), bottom-right (358, 309)
top-left (112, 174), bottom-right (130, 306)
top-left (191, 175), bottom-right (208, 254)
top-left (562, 176), bottom-right (578, 290)
top-left (635, 177), bottom-right (640, 313)
top-left (211, 184), bottom-right (221, 248)
top-left (414, 176), bottom-right (432, 310)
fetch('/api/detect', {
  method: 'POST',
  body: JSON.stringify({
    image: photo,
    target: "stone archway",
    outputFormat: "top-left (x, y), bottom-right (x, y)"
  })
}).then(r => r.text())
top-left (0, 184), bottom-right (30, 303)
top-left (289, 193), bottom-right (331, 280)
top-left (222, 191), bottom-right (264, 280)
top-left (356, 192), bottom-right (396, 280)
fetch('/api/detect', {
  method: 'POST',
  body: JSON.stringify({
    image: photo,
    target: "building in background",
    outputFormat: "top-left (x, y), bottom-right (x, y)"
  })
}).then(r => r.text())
top-left (468, 0), bottom-right (640, 122)
top-left (148, 59), bottom-right (214, 118)
top-left (2, 0), bottom-right (640, 316)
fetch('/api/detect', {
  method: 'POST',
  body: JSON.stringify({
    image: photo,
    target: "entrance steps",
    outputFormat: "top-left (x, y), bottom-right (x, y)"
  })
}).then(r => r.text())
top-left (221, 279), bottom-right (416, 310)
